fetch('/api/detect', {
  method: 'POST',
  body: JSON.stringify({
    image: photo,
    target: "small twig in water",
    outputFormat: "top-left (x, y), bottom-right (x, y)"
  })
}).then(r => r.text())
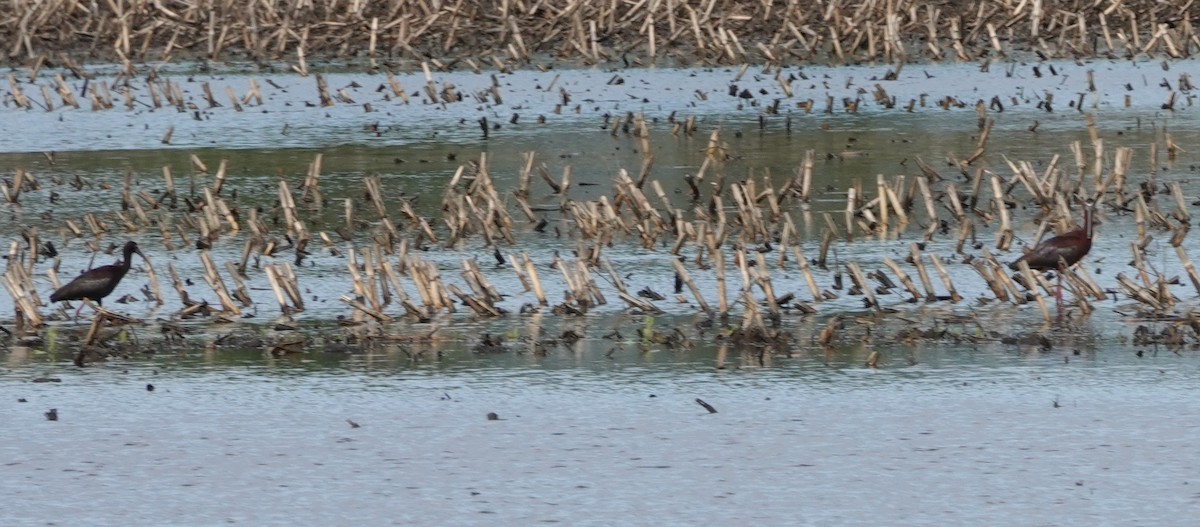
top-left (695, 398), bottom-right (718, 414)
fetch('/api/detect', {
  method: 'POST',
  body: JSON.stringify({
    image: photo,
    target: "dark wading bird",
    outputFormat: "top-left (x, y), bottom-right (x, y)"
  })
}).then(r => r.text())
top-left (1009, 205), bottom-right (1094, 304)
top-left (51, 241), bottom-right (145, 318)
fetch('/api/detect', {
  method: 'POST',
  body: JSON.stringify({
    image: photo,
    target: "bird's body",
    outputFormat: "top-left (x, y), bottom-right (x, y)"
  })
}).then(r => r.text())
top-left (51, 241), bottom-right (144, 316)
top-left (1010, 207), bottom-right (1094, 306)
top-left (1009, 206), bottom-right (1094, 272)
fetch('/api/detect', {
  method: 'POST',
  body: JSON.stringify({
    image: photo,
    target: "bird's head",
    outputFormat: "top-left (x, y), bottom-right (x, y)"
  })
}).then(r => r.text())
top-left (124, 241), bottom-right (144, 259)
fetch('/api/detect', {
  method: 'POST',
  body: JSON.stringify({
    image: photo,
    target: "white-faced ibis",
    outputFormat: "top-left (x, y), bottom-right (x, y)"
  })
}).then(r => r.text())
top-left (51, 241), bottom-right (144, 318)
top-left (1010, 205), bottom-right (1094, 302)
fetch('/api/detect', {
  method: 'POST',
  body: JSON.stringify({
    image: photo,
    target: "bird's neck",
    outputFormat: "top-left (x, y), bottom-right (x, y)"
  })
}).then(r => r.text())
top-left (120, 247), bottom-right (135, 270)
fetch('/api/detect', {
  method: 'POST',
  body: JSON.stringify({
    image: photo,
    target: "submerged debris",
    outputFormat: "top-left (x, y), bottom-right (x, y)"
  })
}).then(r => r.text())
top-left (1000, 333), bottom-right (1053, 351)
top-left (472, 334), bottom-right (508, 354)
top-left (1132, 324), bottom-right (1197, 348)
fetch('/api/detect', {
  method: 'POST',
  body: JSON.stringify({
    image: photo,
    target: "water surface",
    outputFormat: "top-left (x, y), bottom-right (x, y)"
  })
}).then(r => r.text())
top-left (3, 59), bottom-right (1200, 526)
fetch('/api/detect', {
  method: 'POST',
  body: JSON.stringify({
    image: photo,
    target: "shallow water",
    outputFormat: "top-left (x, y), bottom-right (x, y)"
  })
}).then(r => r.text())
top-left (4, 58), bottom-right (1200, 525)
top-left (2, 59), bottom-right (1198, 325)
top-left (3, 341), bottom-right (1199, 526)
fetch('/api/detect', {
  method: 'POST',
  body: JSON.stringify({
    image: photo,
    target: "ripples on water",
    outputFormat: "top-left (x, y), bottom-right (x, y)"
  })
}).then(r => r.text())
top-left (3, 59), bottom-right (1200, 525)
top-left (1, 59), bottom-right (1197, 326)
top-left (3, 333), bottom-right (1199, 525)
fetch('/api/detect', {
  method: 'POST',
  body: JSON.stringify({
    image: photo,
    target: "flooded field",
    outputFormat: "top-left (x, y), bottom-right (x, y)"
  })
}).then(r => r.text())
top-left (4, 60), bottom-right (1200, 323)
top-left (4, 58), bottom-right (1200, 525)
top-left (4, 340), bottom-right (1199, 525)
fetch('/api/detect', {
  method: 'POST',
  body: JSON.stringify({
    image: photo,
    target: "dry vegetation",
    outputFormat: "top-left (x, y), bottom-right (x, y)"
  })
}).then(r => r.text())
top-left (6, 1), bottom-right (1200, 359)
top-left (5, 130), bottom-right (1200, 358)
top-left (2, 0), bottom-right (1200, 69)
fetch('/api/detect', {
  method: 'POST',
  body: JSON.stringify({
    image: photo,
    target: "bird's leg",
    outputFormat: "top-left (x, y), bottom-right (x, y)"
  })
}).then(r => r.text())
top-left (73, 303), bottom-right (85, 320)
top-left (1053, 259), bottom-right (1069, 310)
top-left (1056, 273), bottom-right (1064, 308)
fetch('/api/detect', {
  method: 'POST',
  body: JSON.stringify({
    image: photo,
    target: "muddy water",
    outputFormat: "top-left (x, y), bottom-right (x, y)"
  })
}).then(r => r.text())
top-left (3, 59), bottom-right (1200, 525)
